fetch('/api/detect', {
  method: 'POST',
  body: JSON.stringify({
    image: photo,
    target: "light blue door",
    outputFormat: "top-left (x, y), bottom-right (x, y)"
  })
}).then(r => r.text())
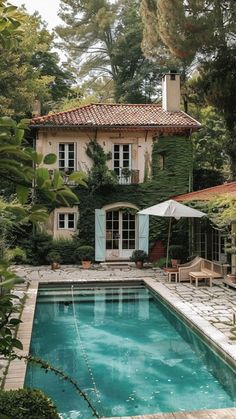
top-left (95, 209), bottom-right (106, 261)
top-left (138, 214), bottom-right (149, 254)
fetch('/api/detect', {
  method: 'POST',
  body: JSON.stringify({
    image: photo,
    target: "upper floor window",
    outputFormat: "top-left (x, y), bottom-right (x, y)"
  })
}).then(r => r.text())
top-left (113, 144), bottom-right (131, 184)
top-left (58, 213), bottom-right (76, 230)
top-left (58, 143), bottom-right (75, 172)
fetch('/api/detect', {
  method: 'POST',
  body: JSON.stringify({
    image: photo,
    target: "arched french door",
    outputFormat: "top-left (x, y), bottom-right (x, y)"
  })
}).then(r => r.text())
top-left (95, 203), bottom-right (149, 262)
top-left (105, 209), bottom-right (136, 260)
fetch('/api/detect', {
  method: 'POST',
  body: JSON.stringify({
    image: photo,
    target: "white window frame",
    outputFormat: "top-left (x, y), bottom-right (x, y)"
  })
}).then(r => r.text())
top-left (58, 213), bottom-right (76, 230)
top-left (58, 143), bottom-right (76, 172)
top-left (112, 144), bottom-right (132, 184)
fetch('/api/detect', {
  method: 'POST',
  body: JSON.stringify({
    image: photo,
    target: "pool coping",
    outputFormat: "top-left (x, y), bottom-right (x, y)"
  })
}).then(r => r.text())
top-left (3, 277), bottom-right (236, 419)
top-left (4, 282), bottom-right (38, 390)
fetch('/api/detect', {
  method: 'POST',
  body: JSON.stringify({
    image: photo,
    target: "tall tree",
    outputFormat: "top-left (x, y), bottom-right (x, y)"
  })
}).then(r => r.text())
top-left (191, 48), bottom-right (236, 178)
top-left (57, 0), bottom-right (161, 102)
top-left (30, 50), bottom-right (74, 114)
top-left (141, 0), bottom-right (236, 177)
top-left (0, 5), bottom-right (73, 118)
top-left (112, 0), bottom-right (161, 102)
top-left (141, 1), bottom-right (235, 61)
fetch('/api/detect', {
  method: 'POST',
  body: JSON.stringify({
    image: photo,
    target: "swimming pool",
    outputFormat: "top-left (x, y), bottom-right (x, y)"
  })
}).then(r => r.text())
top-left (25, 284), bottom-right (236, 418)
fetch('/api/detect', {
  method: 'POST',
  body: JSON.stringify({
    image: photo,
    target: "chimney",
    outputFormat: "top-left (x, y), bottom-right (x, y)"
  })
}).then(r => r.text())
top-left (32, 100), bottom-right (41, 117)
top-left (162, 73), bottom-right (180, 112)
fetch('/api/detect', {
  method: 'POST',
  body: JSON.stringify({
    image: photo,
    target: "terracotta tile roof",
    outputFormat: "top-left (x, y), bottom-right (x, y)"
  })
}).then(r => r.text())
top-left (173, 182), bottom-right (236, 202)
top-left (30, 103), bottom-right (200, 130)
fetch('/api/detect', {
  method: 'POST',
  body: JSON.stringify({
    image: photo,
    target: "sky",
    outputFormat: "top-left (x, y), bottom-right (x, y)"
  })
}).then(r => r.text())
top-left (11, 0), bottom-right (62, 30)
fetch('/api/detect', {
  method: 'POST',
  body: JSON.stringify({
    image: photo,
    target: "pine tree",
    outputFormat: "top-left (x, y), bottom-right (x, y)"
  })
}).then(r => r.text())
top-left (57, 0), bottom-right (162, 102)
top-left (141, 0), bottom-right (236, 178)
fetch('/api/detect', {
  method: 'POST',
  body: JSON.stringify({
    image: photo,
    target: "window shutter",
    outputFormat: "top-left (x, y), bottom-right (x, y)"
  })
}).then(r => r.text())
top-left (138, 214), bottom-right (149, 254)
top-left (95, 209), bottom-right (106, 261)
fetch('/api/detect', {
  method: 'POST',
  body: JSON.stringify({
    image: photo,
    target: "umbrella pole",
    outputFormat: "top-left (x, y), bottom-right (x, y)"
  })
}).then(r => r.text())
top-left (166, 217), bottom-right (172, 268)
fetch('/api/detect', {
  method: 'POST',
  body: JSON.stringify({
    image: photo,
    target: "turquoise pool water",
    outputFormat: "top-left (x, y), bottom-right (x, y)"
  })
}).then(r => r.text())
top-left (25, 285), bottom-right (236, 418)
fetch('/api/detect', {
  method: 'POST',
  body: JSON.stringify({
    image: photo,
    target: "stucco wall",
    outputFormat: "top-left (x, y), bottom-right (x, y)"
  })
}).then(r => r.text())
top-left (36, 128), bottom-right (154, 183)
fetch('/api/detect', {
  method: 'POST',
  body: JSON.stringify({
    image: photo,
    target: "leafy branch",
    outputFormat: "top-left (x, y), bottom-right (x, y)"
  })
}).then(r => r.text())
top-left (15, 354), bottom-right (100, 418)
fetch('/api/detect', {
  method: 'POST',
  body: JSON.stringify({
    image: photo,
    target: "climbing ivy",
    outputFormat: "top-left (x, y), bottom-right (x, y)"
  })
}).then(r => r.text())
top-left (76, 135), bottom-right (193, 249)
top-left (86, 139), bottom-right (117, 192)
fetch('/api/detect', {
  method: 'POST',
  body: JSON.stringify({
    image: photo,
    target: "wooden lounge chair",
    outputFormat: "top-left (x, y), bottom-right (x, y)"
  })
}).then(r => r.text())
top-left (178, 256), bottom-right (202, 282)
top-left (178, 257), bottom-right (224, 283)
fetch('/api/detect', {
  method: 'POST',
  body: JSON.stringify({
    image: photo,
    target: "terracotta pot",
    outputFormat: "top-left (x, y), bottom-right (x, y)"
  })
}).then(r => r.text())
top-left (135, 261), bottom-right (143, 269)
top-left (82, 260), bottom-right (92, 269)
top-left (51, 262), bottom-right (60, 270)
top-left (171, 259), bottom-right (180, 268)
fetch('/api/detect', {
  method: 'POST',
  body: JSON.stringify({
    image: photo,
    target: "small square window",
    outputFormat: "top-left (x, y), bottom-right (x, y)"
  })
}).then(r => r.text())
top-left (58, 213), bottom-right (76, 230)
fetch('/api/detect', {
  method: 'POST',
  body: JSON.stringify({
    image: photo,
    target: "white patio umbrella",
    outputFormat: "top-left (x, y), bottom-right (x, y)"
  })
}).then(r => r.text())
top-left (138, 199), bottom-right (206, 267)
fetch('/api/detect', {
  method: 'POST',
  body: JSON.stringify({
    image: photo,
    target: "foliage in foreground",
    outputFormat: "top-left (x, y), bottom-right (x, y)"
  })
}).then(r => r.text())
top-left (0, 388), bottom-right (60, 419)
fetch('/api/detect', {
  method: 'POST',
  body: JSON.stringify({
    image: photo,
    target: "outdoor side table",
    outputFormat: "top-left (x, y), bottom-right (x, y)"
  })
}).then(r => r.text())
top-left (167, 270), bottom-right (179, 283)
top-left (189, 271), bottom-right (213, 287)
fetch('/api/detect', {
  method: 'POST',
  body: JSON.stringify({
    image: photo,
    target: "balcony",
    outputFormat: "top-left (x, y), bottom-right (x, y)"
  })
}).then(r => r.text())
top-left (118, 169), bottom-right (139, 185)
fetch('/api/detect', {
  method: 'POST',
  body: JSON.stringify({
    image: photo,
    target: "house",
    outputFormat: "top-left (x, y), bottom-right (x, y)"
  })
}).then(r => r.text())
top-left (173, 181), bottom-right (236, 263)
top-left (30, 74), bottom-right (201, 262)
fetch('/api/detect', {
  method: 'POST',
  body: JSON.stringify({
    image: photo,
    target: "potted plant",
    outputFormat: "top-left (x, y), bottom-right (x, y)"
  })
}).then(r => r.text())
top-left (169, 245), bottom-right (184, 267)
top-left (47, 251), bottom-right (61, 270)
top-left (75, 245), bottom-right (94, 269)
top-left (130, 250), bottom-right (148, 269)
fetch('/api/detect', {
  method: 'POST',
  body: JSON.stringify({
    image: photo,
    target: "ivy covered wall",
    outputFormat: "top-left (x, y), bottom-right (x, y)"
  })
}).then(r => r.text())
top-left (76, 135), bottom-right (193, 249)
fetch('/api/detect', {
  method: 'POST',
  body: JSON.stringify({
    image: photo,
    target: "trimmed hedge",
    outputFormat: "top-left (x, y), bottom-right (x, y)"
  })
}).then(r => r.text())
top-left (0, 388), bottom-right (59, 418)
top-left (50, 239), bottom-right (78, 264)
top-left (21, 232), bottom-right (53, 265)
top-left (21, 233), bottom-right (78, 265)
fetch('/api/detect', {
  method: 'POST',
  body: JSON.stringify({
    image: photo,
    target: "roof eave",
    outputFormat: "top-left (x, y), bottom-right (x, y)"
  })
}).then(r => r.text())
top-left (30, 123), bottom-right (201, 130)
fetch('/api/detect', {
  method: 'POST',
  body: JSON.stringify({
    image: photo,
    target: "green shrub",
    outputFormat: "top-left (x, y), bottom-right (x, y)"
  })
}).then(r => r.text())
top-left (21, 234), bottom-right (78, 265)
top-left (169, 245), bottom-right (184, 259)
top-left (0, 388), bottom-right (59, 418)
top-left (50, 239), bottom-right (78, 264)
top-left (153, 257), bottom-right (170, 268)
top-left (74, 245), bottom-right (94, 262)
top-left (21, 232), bottom-right (53, 265)
top-left (46, 251), bottom-right (62, 264)
top-left (7, 247), bottom-right (27, 264)
top-left (130, 250), bottom-right (148, 263)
